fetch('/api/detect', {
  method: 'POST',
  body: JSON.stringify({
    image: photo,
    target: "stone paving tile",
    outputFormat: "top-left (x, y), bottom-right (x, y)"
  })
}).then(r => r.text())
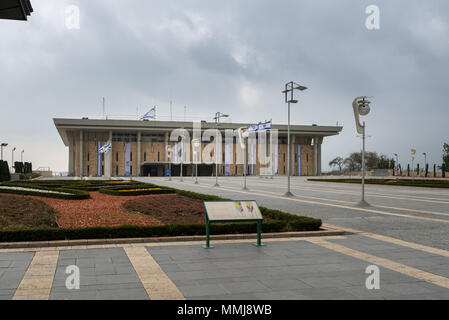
top-left (329, 235), bottom-right (449, 282)
top-left (0, 252), bottom-right (34, 300)
top-left (50, 247), bottom-right (148, 300)
top-left (177, 283), bottom-right (229, 297)
top-left (220, 281), bottom-right (271, 294)
top-left (149, 238), bottom-right (449, 300)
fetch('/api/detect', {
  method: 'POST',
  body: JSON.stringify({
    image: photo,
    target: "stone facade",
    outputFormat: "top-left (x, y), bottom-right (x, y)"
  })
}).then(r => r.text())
top-left (55, 118), bottom-right (342, 178)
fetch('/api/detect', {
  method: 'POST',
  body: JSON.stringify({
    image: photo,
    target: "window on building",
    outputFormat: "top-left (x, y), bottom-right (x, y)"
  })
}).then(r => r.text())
top-left (306, 153), bottom-right (309, 162)
top-left (130, 166), bottom-right (133, 175)
top-left (144, 152), bottom-right (147, 162)
top-left (87, 165), bottom-right (90, 176)
top-left (101, 153), bottom-right (104, 162)
top-left (158, 152), bottom-right (160, 162)
top-left (283, 153), bottom-right (286, 162)
top-left (116, 152), bottom-right (118, 162)
top-left (116, 165), bottom-right (118, 176)
top-left (130, 152), bottom-right (133, 162)
top-left (87, 152), bottom-right (90, 162)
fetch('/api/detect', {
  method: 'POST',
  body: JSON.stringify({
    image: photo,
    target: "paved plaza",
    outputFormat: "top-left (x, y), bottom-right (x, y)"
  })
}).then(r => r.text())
top-left (1, 176), bottom-right (449, 300)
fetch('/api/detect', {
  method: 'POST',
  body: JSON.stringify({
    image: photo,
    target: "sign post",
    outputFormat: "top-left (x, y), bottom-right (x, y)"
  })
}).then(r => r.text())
top-left (202, 200), bottom-right (264, 249)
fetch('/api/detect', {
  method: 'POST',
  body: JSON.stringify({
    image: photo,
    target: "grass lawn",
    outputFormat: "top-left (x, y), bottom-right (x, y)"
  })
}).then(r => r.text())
top-left (0, 194), bottom-right (58, 229)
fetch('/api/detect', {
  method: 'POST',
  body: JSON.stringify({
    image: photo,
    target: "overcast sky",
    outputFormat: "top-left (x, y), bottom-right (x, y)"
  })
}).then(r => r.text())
top-left (1, 0), bottom-right (448, 172)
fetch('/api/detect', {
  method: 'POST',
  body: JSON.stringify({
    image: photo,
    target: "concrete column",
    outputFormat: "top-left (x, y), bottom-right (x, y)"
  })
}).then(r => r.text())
top-left (164, 132), bottom-right (169, 162)
top-left (104, 130), bottom-right (112, 178)
top-left (79, 130), bottom-right (83, 178)
top-left (290, 135), bottom-right (296, 176)
top-left (137, 131), bottom-right (141, 176)
top-left (317, 137), bottom-right (322, 176)
top-left (68, 136), bottom-right (75, 176)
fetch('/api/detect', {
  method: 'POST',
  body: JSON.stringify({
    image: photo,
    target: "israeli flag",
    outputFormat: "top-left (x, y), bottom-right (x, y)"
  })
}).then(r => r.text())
top-left (140, 107), bottom-right (156, 120)
top-left (248, 124), bottom-right (259, 132)
top-left (248, 120), bottom-right (271, 132)
top-left (99, 142), bottom-right (112, 153)
top-left (258, 120), bottom-right (272, 131)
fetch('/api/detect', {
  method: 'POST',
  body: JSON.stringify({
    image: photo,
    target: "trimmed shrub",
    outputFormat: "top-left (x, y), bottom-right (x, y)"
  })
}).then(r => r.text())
top-left (99, 187), bottom-right (174, 196)
top-left (23, 162), bottom-right (32, 174)
top-left (0, 214), bottom-right (321, 242)
top-left (308, 178), bottom-right (449, 188)
top-left (14, 162), bottom-right (24, 174)
top-left (0, 161), bottom-right (10, 182)
top-left (0, 184), bottom-right (90, 199)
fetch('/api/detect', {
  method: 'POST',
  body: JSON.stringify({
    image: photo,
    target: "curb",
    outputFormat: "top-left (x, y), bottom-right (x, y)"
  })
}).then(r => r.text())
top-left (0, 229), bottom-right (345, 249)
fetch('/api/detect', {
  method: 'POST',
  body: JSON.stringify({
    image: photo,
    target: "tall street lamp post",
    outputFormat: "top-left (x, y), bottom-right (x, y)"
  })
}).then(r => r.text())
top-left (21, 150), bottom-right (24, 163)
top-left (238, 127), bottom-right (249, 190)
top-left (11, 147), bottom-right (16, 172)
top-left (192, 138), bottom-right (200, 184)
top-left (411, 149), bottom-right (416, 179)
top-left (394, 153), bottom-right (399, 176)
top-left (352, 96), bottom-right (372, 207)
top-left (282, 81), bottom-right (307, 197)
top-left (0, 143), bottom-right (7, 161)
top-left (180, 140), bottom-right (184, 182)
top-left (422, 152), bottom-right (427, 173)
top-left (212, 112), bottom-right (229, 187)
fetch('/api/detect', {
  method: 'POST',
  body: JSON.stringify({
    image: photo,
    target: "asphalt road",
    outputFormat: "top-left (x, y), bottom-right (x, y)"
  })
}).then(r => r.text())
top-left (134, 176), bottom-right (449, 250)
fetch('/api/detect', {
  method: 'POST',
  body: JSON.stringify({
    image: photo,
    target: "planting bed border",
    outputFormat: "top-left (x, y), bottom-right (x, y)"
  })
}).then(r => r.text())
top-left (0, 181), bottom-right (322, 242)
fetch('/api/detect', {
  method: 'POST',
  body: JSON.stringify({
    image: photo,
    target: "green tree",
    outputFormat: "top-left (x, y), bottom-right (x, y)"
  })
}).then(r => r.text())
top-left (329, 157), bottom-right (344, 172)
top-left (443, 143), bottom-right (449, 168)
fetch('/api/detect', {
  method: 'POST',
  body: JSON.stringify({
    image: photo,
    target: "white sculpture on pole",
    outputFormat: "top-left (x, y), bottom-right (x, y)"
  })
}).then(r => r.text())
top-left (352, 96), bottom-right (372, 207)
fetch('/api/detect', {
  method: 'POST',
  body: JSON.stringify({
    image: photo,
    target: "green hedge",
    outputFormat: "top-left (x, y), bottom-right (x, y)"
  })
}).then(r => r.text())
top-left (0, 161), bottom-right (10, 182)
top-left (308, 178), bottom-right (449, 189)
top-left (0, 216), bottom-right (318, 242)
top-left (0, 184), bottom-right (90, 199)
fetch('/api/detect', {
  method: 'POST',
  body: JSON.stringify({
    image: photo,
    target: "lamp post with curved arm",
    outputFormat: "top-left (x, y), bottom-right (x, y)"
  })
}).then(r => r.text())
top-left (352, 96), bottom-right (372, 207)
top-left (282, 81), bottom-right (307, 197)
top-left (212, 112), bottom-right (229, 187)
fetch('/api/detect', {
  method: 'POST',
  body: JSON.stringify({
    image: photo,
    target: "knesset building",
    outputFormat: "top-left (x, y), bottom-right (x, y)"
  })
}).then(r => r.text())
top-left (54, 118), bottom-right (342, 177)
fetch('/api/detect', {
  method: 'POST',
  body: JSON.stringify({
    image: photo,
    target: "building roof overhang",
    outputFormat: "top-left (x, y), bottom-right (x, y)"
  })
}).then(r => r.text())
top-left (0, 0), bottom-right (33, 21)
top-left (53, 118), bottom-right (343, 146)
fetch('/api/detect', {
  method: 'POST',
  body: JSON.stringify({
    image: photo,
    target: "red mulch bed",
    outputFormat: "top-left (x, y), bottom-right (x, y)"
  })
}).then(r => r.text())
top-left (10, 192), bottom-right (166, 228)
top-left (122, 194), bottom-right (205, 224)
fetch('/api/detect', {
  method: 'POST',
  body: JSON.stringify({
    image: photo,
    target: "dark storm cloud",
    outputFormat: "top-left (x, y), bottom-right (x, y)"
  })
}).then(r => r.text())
top-left (0, 0), bottom-right (448, 171)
